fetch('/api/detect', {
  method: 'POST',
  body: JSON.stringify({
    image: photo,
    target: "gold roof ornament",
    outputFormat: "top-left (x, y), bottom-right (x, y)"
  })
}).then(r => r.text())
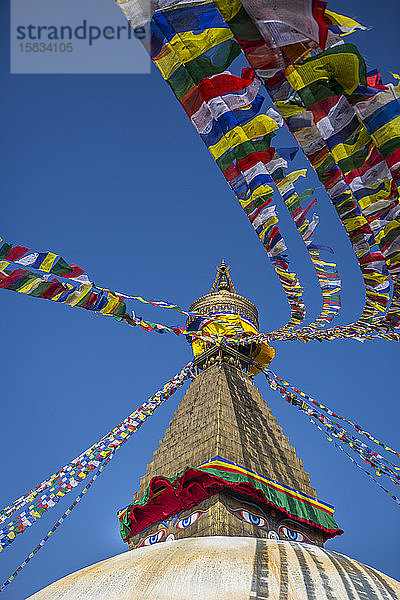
top-left (187, 260), bottom-right (259, 330)
top-left (209, 259), bottom-right (237, 293)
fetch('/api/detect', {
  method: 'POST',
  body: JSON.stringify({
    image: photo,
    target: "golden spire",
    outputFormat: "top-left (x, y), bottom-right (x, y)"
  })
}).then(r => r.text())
top-left (209, 260), bottom-right (237, 294)
top-left (188, 260), bottom-right (259, 330)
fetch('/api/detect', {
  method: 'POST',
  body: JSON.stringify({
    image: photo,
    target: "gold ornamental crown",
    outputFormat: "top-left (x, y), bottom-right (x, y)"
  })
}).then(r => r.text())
top-left (187, 260), bottom-right (259, 330)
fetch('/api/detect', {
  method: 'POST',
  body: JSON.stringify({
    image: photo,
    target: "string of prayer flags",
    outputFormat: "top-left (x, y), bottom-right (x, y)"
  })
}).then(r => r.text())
top-left (287, 399), bottom-right (400, 507)
top-left (259, 367), bottom-right (400, 505)
top-left (0, 363), bottom-right (194, 551)
top-left (0, 238), bottom-right (92, 284)
top-left (113, 1), bottom-right (400, 341)
top-left (118, 312), bottom-right (267, 344)
top-left (115, 0), bottom-right (399, 339)
top-left (267, 324), bottom-right (400, 343)
top-left (266, 370), bottom-right (400, 460)
top-left (241, 151), bottom-right (342, 333)
top-left (0, 453), bottom-right (115, 594)
top-left (275, 387), bottom-right (400, 486)
top-left (144, 1), bottom-right (307, 331)
top-left (0, 262), bottom-right (127, 319)
top-left (268, 163), bottom-right (342, 330)
top-left (0, 238), bottom-right (210, 322)
top-left (265, 50), bottom-right (399, 333)
top-left (114, 294), bottom-right (192, 317)
top-left (0, 244), bottom-right (227, 339)
top-left (302, 410), bottom-right (400, 509)
top-left (213, 2), bottom-right (400, 340)
top-left (236, 35), bottom-right (391, 325)
top-left (331, 441), bottom-right (400, 509)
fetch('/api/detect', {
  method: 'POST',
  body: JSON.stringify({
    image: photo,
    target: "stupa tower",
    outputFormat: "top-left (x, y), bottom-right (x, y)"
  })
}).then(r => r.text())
top-left (28, 262), bottom-right (400, 600)
top-left (124, 260), bottom-right (332, 548)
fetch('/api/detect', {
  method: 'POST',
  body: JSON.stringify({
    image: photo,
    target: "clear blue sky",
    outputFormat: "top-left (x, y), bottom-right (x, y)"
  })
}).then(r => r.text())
top-left (1, 1), bottom-right (399, 598)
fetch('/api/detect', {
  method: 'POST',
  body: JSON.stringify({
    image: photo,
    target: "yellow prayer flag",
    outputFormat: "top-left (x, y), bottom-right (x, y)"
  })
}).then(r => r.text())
top-left (154, 28), bottom-right (233, 80)
top-left (209, 115), bottom-right (279, 160)
top-left (276, 169), bottom-right (307, 189)
top-left (274, 101), bottom-right (306, 118)
top-left (40, 252), bottom-right (58, 273)
top-left (153, 44), bottom-right (181, 81)
top-left (214, 0), bottom-right (241, 21)
top-left (371, 116), bottom-right (400, 148)
top-left (345, 216), bottom-right (368, 231)
top-left (375, 221), bottom-right (400, 245)
top-left (324, 9), bottom-right (367, 35)
top-left (170, 28), bottom-right (233, 64)
top-left (391, 73), bottom-right (400, 94)
top-left (100, 294), bottom-right (121, 315)
top-left (257, 216), bottom-right (279, 237)
top-left (285, 50), bottom-right (362, 95)
top-left (17, 278), bottom-right (42, 295)
top-left (330, 128), bottom-right (371, 163)
top-left (357, 180), bottom-right (393, 210)
top-left (247, 184), bottom-right (275, 202)
top-left (66, 284), bottom-right (92, 307)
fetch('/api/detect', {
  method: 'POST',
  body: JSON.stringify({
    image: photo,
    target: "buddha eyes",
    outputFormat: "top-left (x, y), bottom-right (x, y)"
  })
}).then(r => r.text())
top-left (137, 510), bottom-right (207, 546)
top-left (176, 510), bottom-right (204, 530)
top-left (279, 526), bottom-right (309, 543)
top-left (229, 503), bottom-right (269, 528)
top-left (234, 509), bottom-right (268, 528)
top-left (140, 529), bottom-right (165, 547)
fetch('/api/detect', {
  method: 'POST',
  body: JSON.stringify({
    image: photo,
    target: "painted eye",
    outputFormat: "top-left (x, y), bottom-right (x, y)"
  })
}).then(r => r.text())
top-left (140, 529), bottom-right (165, 547)
top-left (279, 526), bottom-right (308, 543)
top-left (176, 511), bottom-right (203, 530)
top-left (240, 510), bottom-right (267, 527)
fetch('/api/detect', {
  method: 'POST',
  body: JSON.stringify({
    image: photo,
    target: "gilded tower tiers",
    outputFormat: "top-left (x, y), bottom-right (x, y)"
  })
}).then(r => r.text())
top-left (121, 262), bottom-right (342, 550)
top-left (187, 259), bottom-right (259, 329)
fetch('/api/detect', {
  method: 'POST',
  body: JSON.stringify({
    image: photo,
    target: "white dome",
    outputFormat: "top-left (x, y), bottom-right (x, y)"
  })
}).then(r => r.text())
top-left (27, 536), bottom-right (400, 600)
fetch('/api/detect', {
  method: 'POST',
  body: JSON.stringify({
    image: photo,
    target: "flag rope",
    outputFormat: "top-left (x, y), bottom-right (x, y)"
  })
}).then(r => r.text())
top-left (256, 365), bottom-right (400, 508)
top-left (0, 452), bottom-right (115, 593)
top-left (264, 368), bottom-right (400, 459)
top-left (0, 363), bottom-right (194, 553)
